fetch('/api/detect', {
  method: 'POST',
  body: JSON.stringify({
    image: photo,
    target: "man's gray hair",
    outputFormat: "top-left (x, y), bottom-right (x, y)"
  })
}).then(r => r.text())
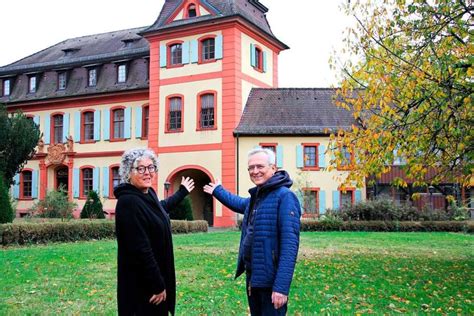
top-left (119, 148), bottom-right (159, 183)
top-left (248, 147), bottom-right (276, 165)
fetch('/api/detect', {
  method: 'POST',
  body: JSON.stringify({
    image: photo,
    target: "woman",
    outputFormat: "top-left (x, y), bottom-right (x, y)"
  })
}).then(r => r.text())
top-left (114, 148), bottom-right (194, 315)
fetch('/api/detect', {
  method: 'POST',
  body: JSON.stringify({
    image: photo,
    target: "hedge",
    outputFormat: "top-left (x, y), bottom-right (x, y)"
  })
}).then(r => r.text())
top-left (0, 219), bottom-right (208, 246)
top-left (300, 219), bottom-right (474, 233)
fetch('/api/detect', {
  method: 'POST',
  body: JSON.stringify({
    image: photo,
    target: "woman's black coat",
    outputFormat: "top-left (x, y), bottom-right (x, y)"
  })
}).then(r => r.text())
top-left (114, 183), bottom-right (188, 315)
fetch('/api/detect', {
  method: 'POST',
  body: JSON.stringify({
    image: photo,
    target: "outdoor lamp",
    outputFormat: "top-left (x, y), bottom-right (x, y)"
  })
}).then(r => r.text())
top-left (164, 181), bottom-right (171, 197)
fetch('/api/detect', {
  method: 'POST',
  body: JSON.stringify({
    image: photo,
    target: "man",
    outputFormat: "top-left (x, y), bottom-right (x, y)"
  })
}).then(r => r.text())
top-left (204, 147), bottom-right (301, 315)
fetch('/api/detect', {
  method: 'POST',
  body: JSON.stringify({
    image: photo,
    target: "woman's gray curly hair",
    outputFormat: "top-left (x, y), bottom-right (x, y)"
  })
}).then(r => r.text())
top-left (119, 148), bottom-right (159, 183)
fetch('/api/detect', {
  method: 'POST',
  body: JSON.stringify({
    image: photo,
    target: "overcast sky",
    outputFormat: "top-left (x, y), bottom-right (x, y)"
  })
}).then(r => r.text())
top-left (0, 0), bottom-right (352, 87)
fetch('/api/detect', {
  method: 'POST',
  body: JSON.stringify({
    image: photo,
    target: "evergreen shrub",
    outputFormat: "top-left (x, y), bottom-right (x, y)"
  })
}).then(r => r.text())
top-left (0, 219), bottom-right (208, 245)
top-left (300, 219), bottom-right (473, 233)
top-left (169, 196), bottom-right (194, 220)
top-left (0, 177), bottom-right (14, 224)
top-left (80, 190), bottom-right (105, 219)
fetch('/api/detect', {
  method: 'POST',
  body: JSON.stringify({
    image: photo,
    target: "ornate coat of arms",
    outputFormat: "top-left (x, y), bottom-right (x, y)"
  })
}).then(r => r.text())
top-left (47, 143), bottom-right (67, 165)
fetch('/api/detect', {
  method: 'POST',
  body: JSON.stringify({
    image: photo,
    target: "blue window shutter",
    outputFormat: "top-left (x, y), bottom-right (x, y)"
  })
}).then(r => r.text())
top-left (250, 44), bottom-right (256, 67)
top-left (263, 51), bottom-right (268, 72)
top-left (276, 145), bottom-right (283, 169)
top-left (135, 107), bottom-right (143, 139)
top-left (32, 170), bottom-right (39, 199)
top-left (44, 115), bottom-right (51, 144)
top-left (355, 190), bottom-right (362, 203)
top-left (74, 111), bottom-right (81, 142)
top-left (190, 39), bottom-right (198, 63)
top-left (332, 191), bottom-right (340, 209)
top-left (160, 44), bottom-right (167, 68)
top-left (296, 145), bottom-right (303, 168)
top-left (182, 41), bottom-right (190, 64)
top-left (319, 145), bottom-right (326, 168)
top-left (94, 110), bottom-right (101, 141)
top-left (319, 190), bottom-right (326, 214)
top-left (215, 35), bottom-right (223, 60)
top-left (124, 107), bottom-right (131, 139)
top-left (102, 167), bottom-right (109, 198)
top-left (62, 113), bottom-right (70, 143)
top-left (103, 109), bottom-right (110, 140)
top-left (93, 168), bottom-right (99, 192)
top-left (73, 168), bottom-right (80, 198)
top-left (13, 174), bottom-right (20, 199)
top-left (33, 115), bottom-right (40, 127)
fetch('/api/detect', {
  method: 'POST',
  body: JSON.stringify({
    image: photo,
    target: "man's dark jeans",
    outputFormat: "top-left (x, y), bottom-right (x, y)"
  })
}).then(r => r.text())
top-left (246, 277), bottom-right (287, 316)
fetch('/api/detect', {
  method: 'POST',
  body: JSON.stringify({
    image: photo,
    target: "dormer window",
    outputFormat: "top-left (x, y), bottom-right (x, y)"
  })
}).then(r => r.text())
top-left (2, 79), bottom-right (10, 96)
top-left (58, 72), bottom-right (67, 90)
top-left (122, 39), bottom-right (139, 49)
top-left (29, 76), bottom-right (37, 93)
top-left (62, 48), bottom-right (80, 57)
top-left (188, 4), bottom-right (197, 17)
top-left (117, 64), bottom-right (127, 83)
top-left (88, 68), bottom-right (97, 87)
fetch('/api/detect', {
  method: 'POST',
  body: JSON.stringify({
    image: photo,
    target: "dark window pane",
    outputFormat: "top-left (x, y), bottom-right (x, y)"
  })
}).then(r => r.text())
top-left (113, 109), bottom-right (124, 138)
top-left (200, 94), bottom-right (214, 128)
top-left (82, 168), bottom-right (93, 196)
top-left (170, 44), bottom-right (182, 65)
top-left (304, 146), bottom-right (317, 167)
top-left (83, 112), bottom-right (94, 141)
top-left (22, 171), bottom-right (32, 198)
top-left (53, 115), bottom-right (63, 144)
top-left (169, 98), bottom-right (182, 130)
top-left (202, 38), bottom-right (215, 61)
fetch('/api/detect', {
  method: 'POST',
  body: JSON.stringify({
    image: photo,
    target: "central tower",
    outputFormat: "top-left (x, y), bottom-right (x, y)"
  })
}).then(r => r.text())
top-left (141, 0), bottom-right (288, 226)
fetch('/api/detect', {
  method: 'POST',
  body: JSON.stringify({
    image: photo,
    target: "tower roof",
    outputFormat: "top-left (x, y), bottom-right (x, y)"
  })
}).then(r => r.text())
top-left (141, 0), bottom-right (287, 49)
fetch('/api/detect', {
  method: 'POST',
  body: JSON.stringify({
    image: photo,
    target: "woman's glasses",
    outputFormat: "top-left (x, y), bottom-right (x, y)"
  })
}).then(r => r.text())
top-left (134, 165), bottom-right (157, 174)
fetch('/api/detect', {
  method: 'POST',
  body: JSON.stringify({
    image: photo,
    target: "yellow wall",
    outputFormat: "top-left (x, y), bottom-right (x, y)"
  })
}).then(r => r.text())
top-left (237, 136), bottom-right (366, 209)
top-left (241, 33), bottom-right (273, 86)
top-left (159, 79), bottom-right (222, 147)
top-left (160, 32), bottom-right (223, 80)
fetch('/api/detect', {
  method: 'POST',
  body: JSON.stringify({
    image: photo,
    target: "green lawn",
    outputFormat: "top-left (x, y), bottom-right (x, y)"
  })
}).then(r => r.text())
top-left (1, 231), bottom-right (473, 315)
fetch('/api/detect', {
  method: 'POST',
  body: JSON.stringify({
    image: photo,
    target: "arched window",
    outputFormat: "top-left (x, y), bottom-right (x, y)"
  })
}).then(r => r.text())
top-left (52, 114), bottom-right (64, 144)
top-left (201, 38), bottom-right (215, 62)
top-left (166, 96), bottom-right (183, 132)
top-left (21, 170), bottom-right (33, 199)
top-left (340, 188), bottom-right (355, 207)
top-left (82, 111), bottom-right (94, 141)
top-left (112, 108), bottom-right (125, 139)
top-left (110, 166), bottom-right (121, 199)
top-left (254, 47), bottom-right (262, 71)
top-left (188, 4), bottom-right (197, 17)
top-left (81, 168), bottom-right (93, 197)
top-left (199, 93), bottom-right (215, 129)
top-left (169, 43), bottom-right (182, 66)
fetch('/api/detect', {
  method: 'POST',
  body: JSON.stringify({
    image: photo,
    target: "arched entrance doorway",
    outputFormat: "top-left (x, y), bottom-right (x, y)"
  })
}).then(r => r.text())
top-left (55, 166), bottom-right (69, 191)
top-left (165, 166), bottom-right (214, 227)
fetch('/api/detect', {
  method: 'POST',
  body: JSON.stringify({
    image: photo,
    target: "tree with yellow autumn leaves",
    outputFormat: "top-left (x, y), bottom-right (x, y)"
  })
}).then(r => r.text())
top-left (331, 0), bottom-right (473, 190)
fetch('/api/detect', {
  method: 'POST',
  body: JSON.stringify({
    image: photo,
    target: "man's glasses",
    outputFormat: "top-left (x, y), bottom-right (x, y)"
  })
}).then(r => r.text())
top-left (134, 165), bottom-right (157, 174)
top-left (247, 164), bottom-right (270, 172)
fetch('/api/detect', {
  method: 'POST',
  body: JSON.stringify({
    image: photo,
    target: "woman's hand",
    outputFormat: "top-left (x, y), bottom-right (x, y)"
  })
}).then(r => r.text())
top-left (149, 289), bottom-right (166, 305)
top-left (203, 179), bottom-right (220, 195)
top-left (181, 176), bottom-right (195, 192)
